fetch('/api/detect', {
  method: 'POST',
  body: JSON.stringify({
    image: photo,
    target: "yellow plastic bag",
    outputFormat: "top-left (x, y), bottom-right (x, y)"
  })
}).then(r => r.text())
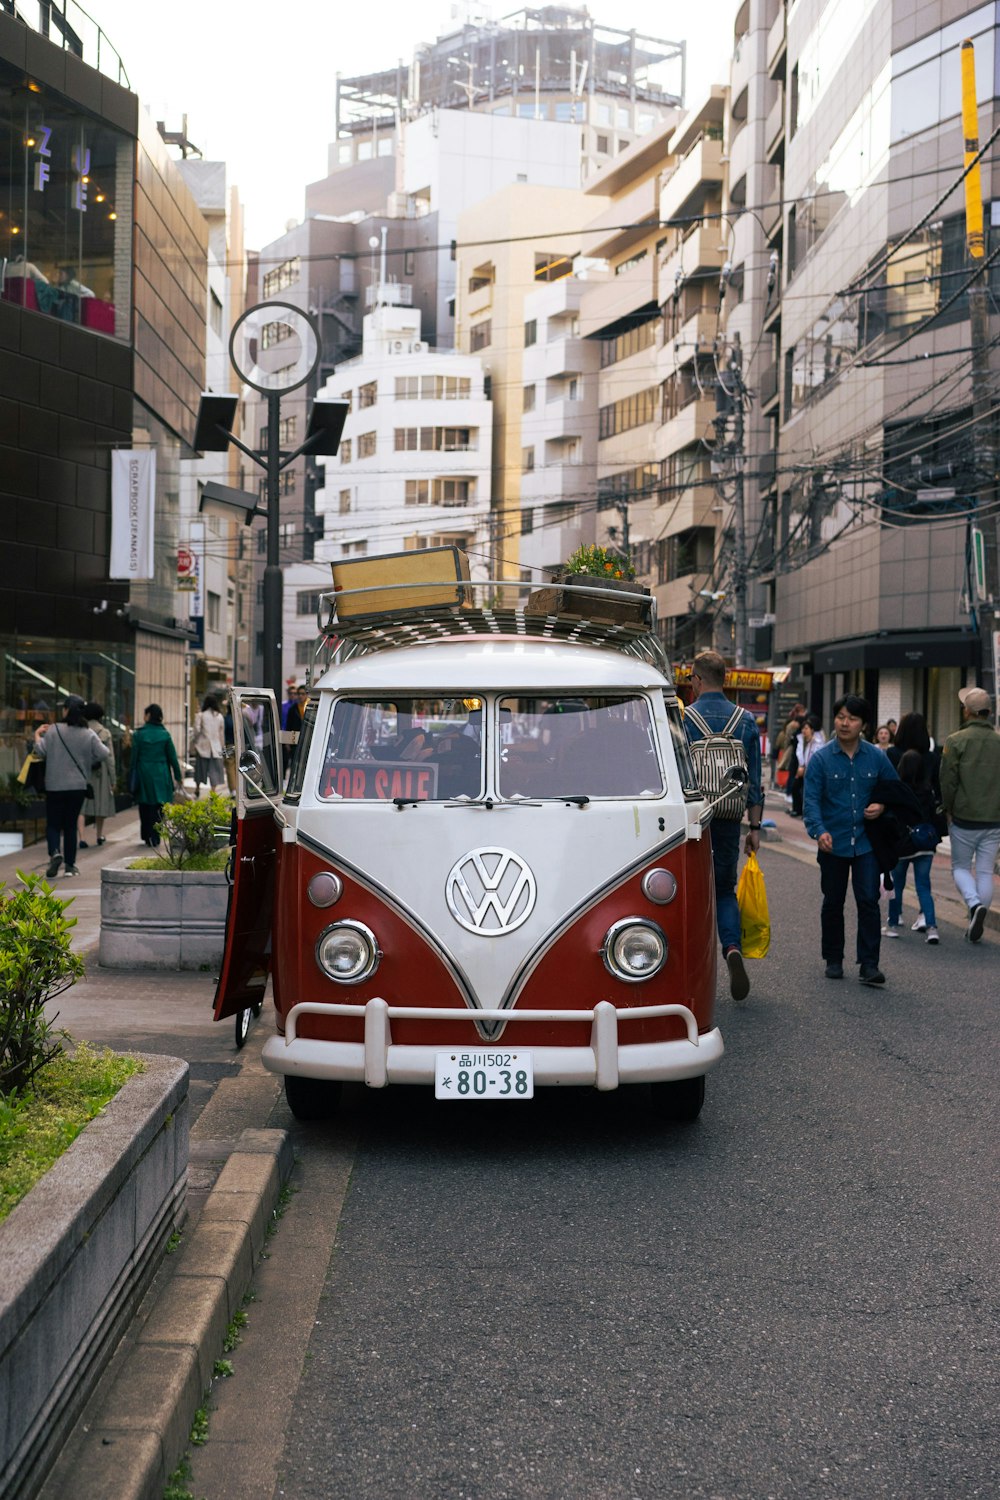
top-left (736, 850), bottom-right (770, 959)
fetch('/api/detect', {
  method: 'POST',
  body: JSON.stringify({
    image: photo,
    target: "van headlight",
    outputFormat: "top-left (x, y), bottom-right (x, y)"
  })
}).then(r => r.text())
top-left (316, 920), bottom-right (381, 983)
top-left (601, 918), bottom-right (667, 982)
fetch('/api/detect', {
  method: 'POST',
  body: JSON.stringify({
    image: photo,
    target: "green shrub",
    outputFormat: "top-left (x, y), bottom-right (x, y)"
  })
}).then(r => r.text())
top-left (155, 791), bottom-right (232, 870)
top-left (0, 874), bottom-right (84, 1096)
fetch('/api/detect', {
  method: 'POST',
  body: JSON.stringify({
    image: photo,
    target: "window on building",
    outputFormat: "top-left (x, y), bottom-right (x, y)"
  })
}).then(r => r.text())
top-left (377, 136), bottom-right (392, 157)
top-left (522, 446), bottom-right (535, 471)
top-left (598, 385), bottom-right (659, 439)
top-left (567, 377), bottom-right (579, 400)
top-left (262, 256), bottom-right (300, 297)
top-left (358, 431), bottom-right (377, 458)
top-left (395, 375), bottom-right (472, 400)
top-left (554, 102), bottom-right (574, 122)
top-left (523, 384), bottom-right (536, 412)
top-left (339, 488), bottom-right (352, 514)
top-left (340, 437), bottom-right (352, 464)
top-left (209, 289), bottom-right (222, 337)
top-left (666, 527), bottom-right (714, 580)
top-left (521, 508), bottom-right (534, 534)
top-left (614, 248), bottom-right (647, 276)
top-left (256, 580), bottom-right (264, 606)
top-left (524, 319), bottom-right (537, 347)
top-left (255, 631), bottom-right (265, 657)
top-left (470, 319), bottom-right (492, 351)
top-left (394, 427), bottom-right (477, 452)
top-left (469, 263), bottom-right (494, 292)
top-left (432, 477), bottom-right (474, 506)
top-left (279, 415), bottom-right (297, 444)
top-left (596, 103), bottom-right (612, 126)
top-left (297, 591), bottom-right (322, 615)
top-left (406, 480), bottom-right (431, 505)
top-left (599, 315), bottom-right (658, 366)
top-left (337, 142), bottom-right (352, 164)
top-left (358, 381), bottom-right (377, 408)
top-left (404, 250), bottom-right (415, 275)
top-left (357, 140), bottom-right (373, 161)
top-left (535, 252), bottom-right (572, 283)
top-left (279, 522), bottom-right (296, 547)
top-left (295, 638), bottom-right (315, 665)
top-left (206, 591), bottom-right (220, 632)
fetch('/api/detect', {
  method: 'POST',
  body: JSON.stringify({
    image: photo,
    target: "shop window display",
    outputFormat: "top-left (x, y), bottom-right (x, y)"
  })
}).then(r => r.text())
top-left (0, 58), bottom-right (132, 336)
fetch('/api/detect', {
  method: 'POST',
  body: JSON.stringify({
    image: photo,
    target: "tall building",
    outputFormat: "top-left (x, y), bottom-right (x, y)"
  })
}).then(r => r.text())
top-left (748, 0), bottom-right (999, 733)
top-left (0, 7), bottom-right (212, 785)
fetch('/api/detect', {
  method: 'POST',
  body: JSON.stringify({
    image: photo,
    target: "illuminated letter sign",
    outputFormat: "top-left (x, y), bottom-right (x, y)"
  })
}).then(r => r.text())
top-left (33, 124), bottom-right (52, 192)
top-left (72, 144), bottom-right (90, 211)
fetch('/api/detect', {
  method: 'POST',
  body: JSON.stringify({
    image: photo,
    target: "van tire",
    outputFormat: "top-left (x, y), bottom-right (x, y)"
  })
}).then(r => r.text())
top-left (284, 1074), bottom-right (342, 1121)
top-left (650, 1075), bottom-right (705, 1123)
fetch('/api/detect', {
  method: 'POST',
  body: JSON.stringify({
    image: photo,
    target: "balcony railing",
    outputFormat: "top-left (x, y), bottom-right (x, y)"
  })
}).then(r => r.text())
top-left (4, 0), bottom-right (130, 86)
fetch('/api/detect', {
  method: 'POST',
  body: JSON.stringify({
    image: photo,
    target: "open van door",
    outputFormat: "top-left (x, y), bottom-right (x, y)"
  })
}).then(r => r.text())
top-left (213, 687), bottom-right (283, 1022)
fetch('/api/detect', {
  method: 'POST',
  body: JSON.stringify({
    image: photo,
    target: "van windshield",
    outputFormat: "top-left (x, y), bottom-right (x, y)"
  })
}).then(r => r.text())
top-left (319, 697), bottom-right (483, 801)
top-left (497, 695), bottom-right (663, 799)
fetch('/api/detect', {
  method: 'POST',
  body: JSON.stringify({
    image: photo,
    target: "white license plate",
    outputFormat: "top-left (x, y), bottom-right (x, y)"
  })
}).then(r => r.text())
top-left (434, 1051), bottom-right (534, 1100)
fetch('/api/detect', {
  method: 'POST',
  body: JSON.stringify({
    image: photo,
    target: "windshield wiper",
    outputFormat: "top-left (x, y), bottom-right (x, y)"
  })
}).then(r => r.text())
top-left (392, 796), bottom-right (428, 809)
top-left (563, 794), bottom-right (590, 807)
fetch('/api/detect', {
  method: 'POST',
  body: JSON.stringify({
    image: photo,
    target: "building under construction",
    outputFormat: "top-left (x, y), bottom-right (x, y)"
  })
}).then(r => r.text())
top-left (335, 5), bottom-right (684, 147)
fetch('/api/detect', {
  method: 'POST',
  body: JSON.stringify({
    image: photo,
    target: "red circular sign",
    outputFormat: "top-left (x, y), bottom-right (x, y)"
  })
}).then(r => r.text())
top-left (177, 546), bottom-right (194, 576)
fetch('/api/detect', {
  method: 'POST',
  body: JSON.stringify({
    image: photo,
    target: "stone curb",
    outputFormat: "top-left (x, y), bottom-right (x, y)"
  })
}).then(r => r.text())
top-left (59, 1127), bottom-right (294, 1500)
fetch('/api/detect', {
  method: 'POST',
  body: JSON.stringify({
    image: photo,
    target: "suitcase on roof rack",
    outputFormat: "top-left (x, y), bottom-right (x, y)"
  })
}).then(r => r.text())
top-left (331, 546), bottom-right (470, 620)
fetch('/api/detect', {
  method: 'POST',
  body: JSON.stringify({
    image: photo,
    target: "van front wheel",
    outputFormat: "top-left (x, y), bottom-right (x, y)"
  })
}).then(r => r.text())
top-left (284, 1074), bottom-right (342, 1122)
top-left (650, 1075), bottom-right (705, 1124)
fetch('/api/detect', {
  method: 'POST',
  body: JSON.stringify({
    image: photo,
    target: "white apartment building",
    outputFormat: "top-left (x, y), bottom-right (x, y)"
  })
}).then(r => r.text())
top-left (519, 277), bottom-right (600, 577)
top-left (279, 296), bottom-right (492, 672)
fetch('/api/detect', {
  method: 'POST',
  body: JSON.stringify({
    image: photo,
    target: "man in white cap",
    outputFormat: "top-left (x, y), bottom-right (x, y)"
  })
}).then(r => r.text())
top-left (939, 686), bottom-right (1000, 941)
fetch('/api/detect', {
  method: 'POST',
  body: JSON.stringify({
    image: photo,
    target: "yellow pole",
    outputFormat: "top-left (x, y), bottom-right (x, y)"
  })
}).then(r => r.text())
top-left (961, 39), bottom-right (984, 257)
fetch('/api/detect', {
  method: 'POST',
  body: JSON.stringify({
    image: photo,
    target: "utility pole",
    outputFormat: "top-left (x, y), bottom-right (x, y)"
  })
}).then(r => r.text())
top-left (714, 333), bottom-right (749, 666)
top-left (961, 38), bottom-right (996, 700)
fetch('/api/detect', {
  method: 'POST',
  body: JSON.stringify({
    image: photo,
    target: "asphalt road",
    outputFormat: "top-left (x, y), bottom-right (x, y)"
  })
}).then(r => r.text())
top-left (185, 840), bottom-right (998, 1500)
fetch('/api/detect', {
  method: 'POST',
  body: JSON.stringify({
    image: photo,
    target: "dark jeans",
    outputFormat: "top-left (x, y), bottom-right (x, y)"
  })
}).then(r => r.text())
top-left (709, 817), bottom-right (742, 953)
top-left (138, 801), bottom-right (164, 845)
top-left (817, 848), bottom-right (881, 967)
top-left (46, 788), bottom-right (86, 866)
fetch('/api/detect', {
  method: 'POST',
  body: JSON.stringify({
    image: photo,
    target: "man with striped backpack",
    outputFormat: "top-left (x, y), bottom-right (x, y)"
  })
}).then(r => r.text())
top-left (684, 650), bottom-right (764, 1001)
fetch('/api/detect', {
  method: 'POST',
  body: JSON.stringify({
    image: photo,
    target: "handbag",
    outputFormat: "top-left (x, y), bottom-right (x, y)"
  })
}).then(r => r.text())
top-left (736, 851), bottom-right (771, 959)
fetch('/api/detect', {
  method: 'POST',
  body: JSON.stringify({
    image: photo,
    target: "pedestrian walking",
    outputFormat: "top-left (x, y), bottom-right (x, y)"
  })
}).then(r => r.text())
top-left (130, 704), bottom-right (182, 847)
top-left (791, 713), bottom-right (825, 818)
top-left (191, 693), bottom-right (226, 795)
top-left (683, 650), bottom-right (764, 1002)
top-left (803, 693), bottom-right (900, 985)
top-left (882, 750), bottom-right (942, 944)
top-left (939, 685), bottom-right (1000, 942)
top-left (33, 695), bottom-right (110, 878)
top-left (78, 702), bottom-right (116, 848)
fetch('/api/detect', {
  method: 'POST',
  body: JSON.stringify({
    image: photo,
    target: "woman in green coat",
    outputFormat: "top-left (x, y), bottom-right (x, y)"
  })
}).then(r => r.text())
top-left (130, 703), bottom-right (182, 846)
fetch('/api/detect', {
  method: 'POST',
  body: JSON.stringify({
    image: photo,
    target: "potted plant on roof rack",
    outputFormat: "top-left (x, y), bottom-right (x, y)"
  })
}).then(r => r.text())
top-left (528, 544), bottom-right (652, 625)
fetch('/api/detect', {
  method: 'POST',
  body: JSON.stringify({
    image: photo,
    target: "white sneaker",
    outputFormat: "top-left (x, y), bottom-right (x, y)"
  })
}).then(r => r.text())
top-left (882, 923), bottom-right (900, 938)
top-left (925, 927), bottom-right (939, 944)
top-left (911, 914), bottom-right (926, 932)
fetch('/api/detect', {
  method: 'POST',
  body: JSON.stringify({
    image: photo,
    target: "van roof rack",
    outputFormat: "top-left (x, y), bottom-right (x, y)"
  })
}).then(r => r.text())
top-left (316, 579), bottom-right (670, 676)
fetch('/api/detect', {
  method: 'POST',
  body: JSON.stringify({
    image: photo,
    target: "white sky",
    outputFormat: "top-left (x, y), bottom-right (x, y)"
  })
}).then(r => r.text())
top-left (89, 0), bottom-right (738, 249)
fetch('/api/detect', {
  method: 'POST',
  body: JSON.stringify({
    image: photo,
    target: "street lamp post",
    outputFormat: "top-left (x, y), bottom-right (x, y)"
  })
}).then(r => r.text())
top-left (194, 302), bottom-right (348, 697)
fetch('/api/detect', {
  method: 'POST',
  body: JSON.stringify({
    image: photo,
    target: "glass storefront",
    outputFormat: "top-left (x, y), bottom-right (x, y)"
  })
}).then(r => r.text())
top-left (1, 636), bottom-right (136, 796)
top-left (0, 56), bottom-right (132, 337)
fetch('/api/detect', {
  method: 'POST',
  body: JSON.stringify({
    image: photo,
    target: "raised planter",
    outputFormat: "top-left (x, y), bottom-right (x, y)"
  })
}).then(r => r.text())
top-left (526, 573), bottom-right (652, 626)
top-left (99, 858), bottom-right (229, 970)
top-left (0, 1053), bottom-right (189, 1500)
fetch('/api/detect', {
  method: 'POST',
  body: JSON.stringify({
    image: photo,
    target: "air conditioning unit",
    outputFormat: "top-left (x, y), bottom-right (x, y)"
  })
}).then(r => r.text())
top-left (389, 339), bottom-right (407, 354)
top-left (410, 340), bottom-right (428, 354)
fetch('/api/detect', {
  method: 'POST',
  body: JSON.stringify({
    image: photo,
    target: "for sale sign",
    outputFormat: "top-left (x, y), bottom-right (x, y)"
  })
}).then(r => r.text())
top-left (322, 760), bottom-right (440, 801)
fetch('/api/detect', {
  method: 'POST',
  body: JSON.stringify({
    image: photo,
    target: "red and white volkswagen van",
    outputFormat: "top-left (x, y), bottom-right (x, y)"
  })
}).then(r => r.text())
top-left (213, 580), bottom-right (738, 1122)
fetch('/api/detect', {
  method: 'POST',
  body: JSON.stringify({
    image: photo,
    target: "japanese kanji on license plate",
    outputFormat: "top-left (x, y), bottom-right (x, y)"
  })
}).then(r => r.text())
top-left (434, 1050), bottom-right (534, 1100)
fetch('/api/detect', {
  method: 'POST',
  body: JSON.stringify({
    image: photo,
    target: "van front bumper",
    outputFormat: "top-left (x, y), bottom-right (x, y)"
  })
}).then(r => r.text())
top-left (261, 998), bottom-right (723, 1090)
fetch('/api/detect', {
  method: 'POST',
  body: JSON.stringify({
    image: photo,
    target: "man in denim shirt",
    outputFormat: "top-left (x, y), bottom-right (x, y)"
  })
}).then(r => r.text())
top-left (803, 693), bottom-right (898, 985)
top-left (684, 651), bottom-right (764, 1001)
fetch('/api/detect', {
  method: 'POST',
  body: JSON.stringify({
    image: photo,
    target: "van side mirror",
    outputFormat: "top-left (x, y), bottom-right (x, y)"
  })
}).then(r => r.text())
top-left (239, 749), bottom-right (264, 787)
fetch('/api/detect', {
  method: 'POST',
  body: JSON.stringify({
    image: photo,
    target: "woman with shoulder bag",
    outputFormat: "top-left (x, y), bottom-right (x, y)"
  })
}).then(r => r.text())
top-left (78, 701), bottom-right (116, 848)
top-left (33, 695), bottom-right (110, 878)
top-left (883, 748), bottom-right (942, 944)
top-left (130, 704), bottom-right (182, 847)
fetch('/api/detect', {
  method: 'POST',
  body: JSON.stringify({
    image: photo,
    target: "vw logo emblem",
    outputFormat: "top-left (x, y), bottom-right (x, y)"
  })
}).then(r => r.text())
top-left (445, 847), bottom-right (537, 936)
